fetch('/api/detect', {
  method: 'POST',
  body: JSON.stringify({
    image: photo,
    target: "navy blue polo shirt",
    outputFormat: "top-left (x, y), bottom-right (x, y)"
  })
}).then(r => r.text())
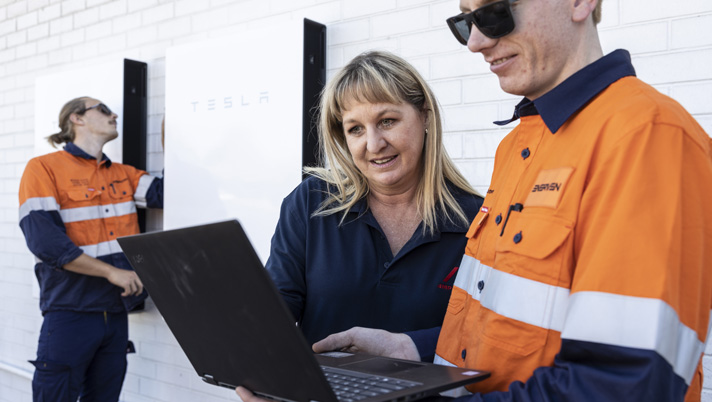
top-left (266, 176), bottom-right (483, 346)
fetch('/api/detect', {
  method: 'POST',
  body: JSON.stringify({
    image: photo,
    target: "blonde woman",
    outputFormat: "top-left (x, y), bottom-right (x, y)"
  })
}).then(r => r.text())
top-left (266, 51), bottom-right (482, 356)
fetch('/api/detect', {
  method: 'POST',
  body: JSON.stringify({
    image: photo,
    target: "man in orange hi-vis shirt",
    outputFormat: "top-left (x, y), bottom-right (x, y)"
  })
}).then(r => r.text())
top-left (296, 1), bottom-right (712, 402)
top-left (19, 97), bottom-right (163, 402)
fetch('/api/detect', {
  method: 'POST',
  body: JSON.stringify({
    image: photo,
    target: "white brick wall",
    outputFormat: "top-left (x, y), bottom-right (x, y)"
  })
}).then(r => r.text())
top-left (0, 1), bottom-right (710, 401)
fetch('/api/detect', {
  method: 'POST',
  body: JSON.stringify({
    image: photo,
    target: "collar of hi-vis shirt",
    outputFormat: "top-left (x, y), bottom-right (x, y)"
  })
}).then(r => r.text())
top-left (495, 49), bottom-right (637, 133)
top-left (64, 142), bottom-right (112, 167)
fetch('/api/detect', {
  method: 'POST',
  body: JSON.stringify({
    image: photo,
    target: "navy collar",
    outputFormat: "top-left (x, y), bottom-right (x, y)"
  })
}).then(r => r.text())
top-left (495, 49), bottom-right (636, 133)
top-left (347, 183), bottom-right (474, 234)
top-left (64, 142), bottom-right (112, 167)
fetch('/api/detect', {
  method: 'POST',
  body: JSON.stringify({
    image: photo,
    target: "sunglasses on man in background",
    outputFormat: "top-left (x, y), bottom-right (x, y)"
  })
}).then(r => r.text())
top-left (447, 0), bottom-right (516, 44)
top-left (82, 103), bottom-right (114, 116)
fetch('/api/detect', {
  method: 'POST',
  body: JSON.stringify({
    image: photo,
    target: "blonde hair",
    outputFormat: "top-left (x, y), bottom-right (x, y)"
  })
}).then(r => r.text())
top-left (593, 0), bottom-right (603, 25)
top-left (46, 97), bottom-right (90, 148)
top-left (306, 51), bottom-right (479, 235)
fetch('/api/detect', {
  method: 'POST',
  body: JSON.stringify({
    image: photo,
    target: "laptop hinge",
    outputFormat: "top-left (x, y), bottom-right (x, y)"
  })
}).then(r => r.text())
top-left (202, 374), bottom-right (217, 385)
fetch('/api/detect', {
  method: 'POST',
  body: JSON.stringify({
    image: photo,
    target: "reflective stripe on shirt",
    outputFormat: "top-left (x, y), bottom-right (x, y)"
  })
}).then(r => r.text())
top-left (434, 353), bottom-right (456, 367)
top-left (79, 239), bottom-right (123, 259)
top-left (20, 196), bottom-right (137, 224)
top-left (455, 254), bottom-right (570, 332)
top-left (134, 175), bottom-right (155, 208)
top-left (455, 253), bottom-right (708, 386)
top-left (562, 291), bottom-right (709, 385)
top-left (59, 201), bottom-right (137, 223)
top-left (19, 197), bottom-right (60, 221)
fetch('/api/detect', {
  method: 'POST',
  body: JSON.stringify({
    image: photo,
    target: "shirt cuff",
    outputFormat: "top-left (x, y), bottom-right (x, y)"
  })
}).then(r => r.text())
top-left (405, 326), bottom-right (441, 363)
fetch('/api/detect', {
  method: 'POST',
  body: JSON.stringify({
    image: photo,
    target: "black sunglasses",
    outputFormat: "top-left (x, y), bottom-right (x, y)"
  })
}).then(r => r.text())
top-left (446, 0), bottom-right (516, 44)
top-left (82, 103), bottom-right (114, 116)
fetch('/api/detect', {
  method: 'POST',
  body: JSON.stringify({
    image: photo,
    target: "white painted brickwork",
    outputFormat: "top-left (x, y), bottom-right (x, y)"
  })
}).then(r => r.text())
top-left (0, 1), bottom-right (710, 401)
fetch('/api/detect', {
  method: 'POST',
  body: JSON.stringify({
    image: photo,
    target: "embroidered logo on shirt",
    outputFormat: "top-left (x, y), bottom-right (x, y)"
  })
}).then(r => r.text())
top-left (524, 167), bottom-right (574, 209)
top-left (438, 266), bottom-right (459, 290)
top-left (531, 183), bottom-right (561, 192)
top-left (70, 178), bottom-right (89, 186)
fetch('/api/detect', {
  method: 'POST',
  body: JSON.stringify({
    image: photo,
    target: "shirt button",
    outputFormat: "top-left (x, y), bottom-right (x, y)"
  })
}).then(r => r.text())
top-left (513, 231), bottom-right (523, 244)
top-left (123, 191), bottom-right (127, 195)
top-left (495, 214), bottom-right (502, 225)
top-left (109, 231), bottom-right (114, 236)
top-left (461, 349), bottom-right (467, 360)
top-left (102, 186), bottom-right (105, 190)
top-left (105, 208), bottom-right (109, 213)
top-left (477, 280), bottom-right (485, 292)
top-left (521, 148), bottom-right (530, 159)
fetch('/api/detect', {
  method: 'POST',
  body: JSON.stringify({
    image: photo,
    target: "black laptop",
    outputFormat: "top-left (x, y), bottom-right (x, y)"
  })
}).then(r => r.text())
top-left (117, 220), bottom-right (489, 402)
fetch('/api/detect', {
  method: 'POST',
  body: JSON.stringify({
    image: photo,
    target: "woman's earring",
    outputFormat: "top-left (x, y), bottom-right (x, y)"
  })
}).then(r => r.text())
top-left (425, 128), bottom-right (429, 135)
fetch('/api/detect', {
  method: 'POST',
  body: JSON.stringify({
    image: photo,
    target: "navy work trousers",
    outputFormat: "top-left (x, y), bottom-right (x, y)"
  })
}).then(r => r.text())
top-left (30, 310), bottom-right (129, 402)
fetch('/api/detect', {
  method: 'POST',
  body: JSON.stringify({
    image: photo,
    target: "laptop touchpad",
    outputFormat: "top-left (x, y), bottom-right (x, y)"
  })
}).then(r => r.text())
top-left (340, 358), bottom-right (425, 375)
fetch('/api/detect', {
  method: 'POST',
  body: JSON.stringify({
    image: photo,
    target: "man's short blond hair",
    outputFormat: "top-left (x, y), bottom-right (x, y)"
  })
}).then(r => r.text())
top-left (593, 0), bottom-right (602, 25)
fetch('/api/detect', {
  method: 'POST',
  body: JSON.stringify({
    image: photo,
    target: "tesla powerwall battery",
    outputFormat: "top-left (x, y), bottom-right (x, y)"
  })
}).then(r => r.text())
top-left (164, 18), bottom-right (326, 262)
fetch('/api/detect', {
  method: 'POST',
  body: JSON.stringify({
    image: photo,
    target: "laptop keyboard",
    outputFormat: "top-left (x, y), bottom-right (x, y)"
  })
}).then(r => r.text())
top-left (322, 366), bottom-right (422, 402)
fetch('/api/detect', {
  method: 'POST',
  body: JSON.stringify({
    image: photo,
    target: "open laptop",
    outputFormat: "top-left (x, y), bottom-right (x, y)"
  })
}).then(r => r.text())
top-left (117, 219), bottom-right (489, 402)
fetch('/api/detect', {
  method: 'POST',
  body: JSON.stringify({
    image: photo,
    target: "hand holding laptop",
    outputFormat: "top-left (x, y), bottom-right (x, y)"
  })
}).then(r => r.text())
top-left (236, 385), bottom-right (266, 402)
top-left (236, 327), bottom-right (420, 401)
top-left (313, 327), bottom-right (420, 361)
top-left (236, 385), bottom-right (457, 402)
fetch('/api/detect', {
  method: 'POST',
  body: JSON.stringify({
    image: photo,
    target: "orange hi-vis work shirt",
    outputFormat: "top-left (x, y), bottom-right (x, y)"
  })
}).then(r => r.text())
top-left (19, 143), bottom-right (161, 313)
top-left (434, 50), bottom-right (712, 401)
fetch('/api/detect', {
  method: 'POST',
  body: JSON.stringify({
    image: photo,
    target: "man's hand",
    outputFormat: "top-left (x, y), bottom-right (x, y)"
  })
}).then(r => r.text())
top-left (236, 386), bottom-right (270, 402)
top-left (312, 327), bottom-right (420, 361)
top-left (106, 268), bottom-right (144, 296)
top-left (64, 253), bottom-right (144, 296)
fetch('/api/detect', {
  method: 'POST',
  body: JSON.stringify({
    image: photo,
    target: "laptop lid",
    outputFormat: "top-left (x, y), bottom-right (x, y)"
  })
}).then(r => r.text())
top-left (117, 220), bottom-right (489, 402)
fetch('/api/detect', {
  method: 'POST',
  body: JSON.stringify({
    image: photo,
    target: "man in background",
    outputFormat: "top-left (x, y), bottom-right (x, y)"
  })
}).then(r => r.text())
top-left (18, 97), bottom-right (163, 401)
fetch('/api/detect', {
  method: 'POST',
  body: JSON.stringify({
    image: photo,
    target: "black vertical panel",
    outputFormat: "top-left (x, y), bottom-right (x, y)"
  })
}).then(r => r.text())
top-left (122, 59), bottom-right (148, 232)
top-left (302, 19), bottom-right (326, 179)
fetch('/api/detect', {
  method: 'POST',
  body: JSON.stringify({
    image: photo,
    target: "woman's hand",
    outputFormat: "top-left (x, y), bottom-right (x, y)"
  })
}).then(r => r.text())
top-left (312, 327), bottom-right (420, 361)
